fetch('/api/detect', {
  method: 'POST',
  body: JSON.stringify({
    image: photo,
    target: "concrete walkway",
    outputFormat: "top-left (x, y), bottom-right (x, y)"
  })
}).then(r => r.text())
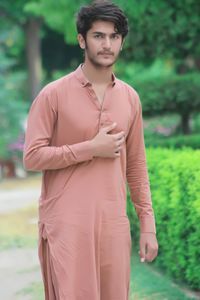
top-left (0, 179), bottom-right (42, 299)
top-left (0, 248), bottom-right (42, 300)
top-left (0, 187), bottom-right (40, 214)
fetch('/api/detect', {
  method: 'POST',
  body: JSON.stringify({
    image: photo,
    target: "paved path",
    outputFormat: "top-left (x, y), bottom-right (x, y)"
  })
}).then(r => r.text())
top-left (0, 188), bottom-right (40, 214)
top-left (0, 248), bottom-right (42, 300)
top-left (0, 182), bottom-right (42, 299)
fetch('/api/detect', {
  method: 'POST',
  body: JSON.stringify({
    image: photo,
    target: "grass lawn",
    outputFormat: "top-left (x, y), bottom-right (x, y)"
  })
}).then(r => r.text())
top-left (130, 250), bottom-right (196, 300)
top-left (0, 204), bottom-right (38, 250)
top-left (18, 282), bottom-right (44, 300)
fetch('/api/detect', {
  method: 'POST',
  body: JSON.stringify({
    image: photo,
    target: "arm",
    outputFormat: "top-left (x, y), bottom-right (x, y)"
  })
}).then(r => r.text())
top-left (23, 88), bottom-right (94, 171)
top-left (126, 92), bottom-right (156, 234)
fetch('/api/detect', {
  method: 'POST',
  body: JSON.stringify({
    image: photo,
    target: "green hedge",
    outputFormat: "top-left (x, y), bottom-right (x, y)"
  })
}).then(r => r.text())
top-left (127, 148), bottom-right (200, 289)
top-left (144, 133), bottom-right (200, 149)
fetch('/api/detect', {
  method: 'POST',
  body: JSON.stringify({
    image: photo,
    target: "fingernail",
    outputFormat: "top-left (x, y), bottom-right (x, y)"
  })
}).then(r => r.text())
top-left (140, 258), bottom-right (145, 263)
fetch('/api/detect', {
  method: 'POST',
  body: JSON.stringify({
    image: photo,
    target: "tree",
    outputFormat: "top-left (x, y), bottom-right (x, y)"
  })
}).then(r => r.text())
top-left (115, 0), bottom-right (200, 73)
top-left (114, 0), bottom-right (200, 133)
top-left (0, 28), bottom-right (27, 177)
top-left (116, 60), bottom-right (200, 134)
top-left (0, 0), bottom-right (91, 100)
top-left (0, 0), bottom-right (42, 101)
top-left (24, 0), bottom-right (88, 44)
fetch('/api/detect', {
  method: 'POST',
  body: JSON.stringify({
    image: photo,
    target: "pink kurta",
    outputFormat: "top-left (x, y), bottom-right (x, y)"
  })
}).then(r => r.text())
top-left (23, 64), bottom-right (156, 300)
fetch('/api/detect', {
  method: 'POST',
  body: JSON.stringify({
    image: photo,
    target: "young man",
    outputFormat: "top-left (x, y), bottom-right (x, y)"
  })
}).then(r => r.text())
top-left (23, 1), bottom-right (158, 299)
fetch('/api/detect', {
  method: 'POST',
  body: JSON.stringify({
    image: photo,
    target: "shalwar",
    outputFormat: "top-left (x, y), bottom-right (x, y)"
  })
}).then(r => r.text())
top-left (23, 64), bottom-right (156, 300)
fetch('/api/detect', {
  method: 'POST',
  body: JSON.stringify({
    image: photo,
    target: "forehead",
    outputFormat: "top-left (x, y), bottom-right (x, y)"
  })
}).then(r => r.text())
top-left (88, 20), bottom-right (118, 34)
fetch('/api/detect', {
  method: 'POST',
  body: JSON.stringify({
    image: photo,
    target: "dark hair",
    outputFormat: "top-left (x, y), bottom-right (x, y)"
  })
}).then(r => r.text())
top-left (76, 0), bottom-right (129, 40)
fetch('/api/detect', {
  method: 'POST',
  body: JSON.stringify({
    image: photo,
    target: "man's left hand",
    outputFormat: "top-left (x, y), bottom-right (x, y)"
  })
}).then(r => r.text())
top-left (139, 232), bottom-right (158, 263)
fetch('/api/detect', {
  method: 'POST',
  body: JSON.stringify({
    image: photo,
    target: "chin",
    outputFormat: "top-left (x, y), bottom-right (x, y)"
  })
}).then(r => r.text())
top-left (96, 58), bottom-right (116, 68)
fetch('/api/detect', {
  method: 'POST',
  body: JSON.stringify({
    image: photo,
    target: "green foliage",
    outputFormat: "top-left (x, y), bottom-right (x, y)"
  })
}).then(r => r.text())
top-left (145, 133), bottom-right (200, 149)
top-left (0, 29), bottom-right (28, 159)
top-left (0, 0), bottom-right (29, 24)
top-left (24, 0), bottom-right (89, 44)
top-left (138, 73), bottom-right (200, 117)
top-left (116, 60), bottom-right (200, 133)
top-left (116, 0), bottom-right (200, 68)
top-left (128, 148), bottom-right (200, 289)
top-left (2, 0), bottom-right (200, 70)
top-left (116, 58), bottom-right (175, 83)
top-left (116, 60), bottom-right (200, 117)
top-left (0, 71), bottom-right (28, 159)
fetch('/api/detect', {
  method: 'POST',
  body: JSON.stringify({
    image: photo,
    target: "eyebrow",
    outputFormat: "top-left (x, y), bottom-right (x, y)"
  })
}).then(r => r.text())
top-left (92, 31), bottom-right (120, 35)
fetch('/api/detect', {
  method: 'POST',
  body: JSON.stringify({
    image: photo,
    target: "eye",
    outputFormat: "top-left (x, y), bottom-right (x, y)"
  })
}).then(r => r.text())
top-left (94, 34), bottom-right (103, 39)
top-left (111, 34), bottom-right (120, 40)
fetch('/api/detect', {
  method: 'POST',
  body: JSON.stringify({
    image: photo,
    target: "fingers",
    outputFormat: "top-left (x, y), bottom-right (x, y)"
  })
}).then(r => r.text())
top-left (100, 122), bottom-right (126, 158)
top-left (114, 137), bottom-right (125, 157)
top-left (103, 122), bottom-right (117, 133)
top-left (138, 251), bottom-right (145, 263)
top-left (139, 239), bottom-right (146, 262)
top-left (145, 243), bottom-right (158, 262)
top-left (114, 151), bottom-right (121, 157)
top-left (102, 123), bottom-right (125, 140)
top-left (114, 136), bottom-right (125, 158)
top-left (113, 131), bottom-right (125, 140)
top-left (139, 238), bottom-right (159, 263)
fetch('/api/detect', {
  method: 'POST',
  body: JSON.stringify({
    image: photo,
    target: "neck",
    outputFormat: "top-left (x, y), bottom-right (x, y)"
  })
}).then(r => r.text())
top-left (82, 60), bottom-right (113, 85)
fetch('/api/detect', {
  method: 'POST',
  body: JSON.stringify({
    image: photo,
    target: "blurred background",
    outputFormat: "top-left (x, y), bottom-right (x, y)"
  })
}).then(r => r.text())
top-left (0, 0), bottom-right (200, 299)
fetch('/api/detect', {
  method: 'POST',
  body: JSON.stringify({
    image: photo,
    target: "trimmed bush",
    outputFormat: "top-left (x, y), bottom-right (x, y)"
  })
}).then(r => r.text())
top-left (127, 148), bottom-right (200, 289)
top-left (144, 133), bottom-right (200, 149)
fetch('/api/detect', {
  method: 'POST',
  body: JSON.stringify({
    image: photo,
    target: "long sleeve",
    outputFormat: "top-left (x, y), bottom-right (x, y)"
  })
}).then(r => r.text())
top-left (126, 91), bottom-right (156, 234)
top-left (23, 88), bottom-right (94, 171)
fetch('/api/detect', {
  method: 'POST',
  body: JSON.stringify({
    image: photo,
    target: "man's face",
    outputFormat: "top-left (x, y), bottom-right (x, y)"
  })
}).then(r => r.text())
top-left (78, 20), bottom-right (123, 68)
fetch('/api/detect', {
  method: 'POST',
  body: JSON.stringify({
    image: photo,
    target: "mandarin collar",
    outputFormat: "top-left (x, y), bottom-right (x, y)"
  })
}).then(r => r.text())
top-left (74, 64), bottom-right (116, 87)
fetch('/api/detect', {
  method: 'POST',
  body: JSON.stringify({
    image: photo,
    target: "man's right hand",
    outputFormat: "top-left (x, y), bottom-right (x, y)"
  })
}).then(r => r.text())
top-left (90, 122), bottom-right (125, 158)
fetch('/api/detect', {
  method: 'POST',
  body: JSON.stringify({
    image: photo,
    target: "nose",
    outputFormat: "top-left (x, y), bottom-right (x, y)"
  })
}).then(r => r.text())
top-left (102, 36), bottom-right (111, 49)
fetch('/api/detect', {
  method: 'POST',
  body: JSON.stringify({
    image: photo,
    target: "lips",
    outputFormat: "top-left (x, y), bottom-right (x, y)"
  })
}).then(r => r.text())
top-left (98, 52), bottom-right (113, 56)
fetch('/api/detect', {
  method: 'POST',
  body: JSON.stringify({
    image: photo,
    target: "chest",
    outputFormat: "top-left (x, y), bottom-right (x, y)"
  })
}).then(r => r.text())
top-left (54, 84), bottom-right (133, 146)
top-left (91, 84), bottom-right (107, 105)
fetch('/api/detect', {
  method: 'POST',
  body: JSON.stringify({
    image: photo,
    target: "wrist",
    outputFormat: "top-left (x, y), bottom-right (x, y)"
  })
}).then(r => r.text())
top-left (90, 139), bottom-right (97, 157)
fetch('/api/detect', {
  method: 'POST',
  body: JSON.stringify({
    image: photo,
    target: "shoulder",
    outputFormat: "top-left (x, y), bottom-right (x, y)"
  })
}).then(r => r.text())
top-left (38, 71), bottom-right (74, 98)
top-left (32, 71), bottom-right (75, 110)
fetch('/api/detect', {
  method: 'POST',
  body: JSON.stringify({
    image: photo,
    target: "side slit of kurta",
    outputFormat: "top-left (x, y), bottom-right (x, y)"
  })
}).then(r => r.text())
top-left (39, 223), bottom-right (60, 300)
top-left (43, 238), bottom-right (56, 299)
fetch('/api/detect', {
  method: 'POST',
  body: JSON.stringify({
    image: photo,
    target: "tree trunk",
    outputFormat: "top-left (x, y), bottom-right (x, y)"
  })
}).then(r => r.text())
top-left (25, 18), bottom-right (43, 102)
top-left (181, 112), bottom-right (191, 135)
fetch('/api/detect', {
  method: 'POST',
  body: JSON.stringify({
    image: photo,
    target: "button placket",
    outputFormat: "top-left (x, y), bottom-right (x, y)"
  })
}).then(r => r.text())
top-left (99, 86), bottom-right (114, 129)
top-left (87, 83), bottom-right (114, 130)
top-left (87, 86), bottom-right (102, 110)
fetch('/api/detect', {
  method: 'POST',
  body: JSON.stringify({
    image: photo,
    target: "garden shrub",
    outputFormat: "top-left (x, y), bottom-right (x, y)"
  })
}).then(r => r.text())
top-left (145, 133), bottom-right (200, 149)
top-left (127, 147), bottom-right (200, 289)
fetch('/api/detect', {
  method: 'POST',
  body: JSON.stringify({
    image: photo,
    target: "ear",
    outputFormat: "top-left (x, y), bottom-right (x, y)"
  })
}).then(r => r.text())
top-left (120, 40), bottom-right (124, 51)
top-left (77, 34), bottom-right (86, 49)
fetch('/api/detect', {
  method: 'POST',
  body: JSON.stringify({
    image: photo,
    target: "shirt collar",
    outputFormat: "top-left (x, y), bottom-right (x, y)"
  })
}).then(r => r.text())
top-left (74, 64), bottom-right (116, 87)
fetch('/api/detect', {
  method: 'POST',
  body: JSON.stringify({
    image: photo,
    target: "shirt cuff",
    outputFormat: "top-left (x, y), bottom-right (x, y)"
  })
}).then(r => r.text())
top-left (140, 217), bottom-right (156, 234)
top-left (68, 140), bottom-right (95, 163)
